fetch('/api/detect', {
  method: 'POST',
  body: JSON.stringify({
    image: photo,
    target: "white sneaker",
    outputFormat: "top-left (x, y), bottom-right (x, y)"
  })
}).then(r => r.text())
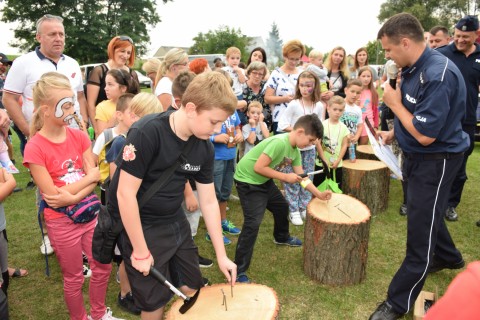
top-left (40, 235), bottom-right (54, 255)
top-left (300, 209), bottom-right (307, 220)
top-left (83, 264), bottom-right (92, 278)
top-left (88, 307), bottom-right (125, 320)
top-left (289, 211), bottom-right (303, 226)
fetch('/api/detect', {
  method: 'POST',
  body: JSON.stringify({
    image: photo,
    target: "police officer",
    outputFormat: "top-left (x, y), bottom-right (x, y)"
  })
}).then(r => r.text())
top-left (369, 13), bottom-right (469, 320)
top-left (437, 16), bottom-right (480, 222)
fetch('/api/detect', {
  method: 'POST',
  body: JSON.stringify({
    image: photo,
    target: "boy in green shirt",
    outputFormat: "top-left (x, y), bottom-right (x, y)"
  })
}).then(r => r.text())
top-left (234, 114), bottom-right (332, 283)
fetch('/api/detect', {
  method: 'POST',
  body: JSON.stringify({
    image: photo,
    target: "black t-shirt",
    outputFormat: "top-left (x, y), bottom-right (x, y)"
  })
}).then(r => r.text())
top-left (107, 111), bottom-right (214, 225)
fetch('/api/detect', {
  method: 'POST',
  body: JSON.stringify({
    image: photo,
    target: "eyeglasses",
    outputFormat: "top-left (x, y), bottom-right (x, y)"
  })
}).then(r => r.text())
top-left (117, 35), bottom-right (133, 45)
top-left (250, 71), bottom-right (265, 77)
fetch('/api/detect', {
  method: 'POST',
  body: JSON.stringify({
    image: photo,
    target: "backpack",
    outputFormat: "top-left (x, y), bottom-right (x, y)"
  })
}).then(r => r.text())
top-left (98, 128), bottom-right (125, 185)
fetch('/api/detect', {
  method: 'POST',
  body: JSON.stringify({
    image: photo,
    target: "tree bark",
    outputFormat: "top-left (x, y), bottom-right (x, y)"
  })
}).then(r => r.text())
top-left (356, 144), bottom-right (378, 161)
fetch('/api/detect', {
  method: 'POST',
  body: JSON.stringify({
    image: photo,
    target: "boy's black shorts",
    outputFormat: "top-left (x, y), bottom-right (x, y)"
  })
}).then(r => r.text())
top-left (118, 213), bottom-right (203, 312)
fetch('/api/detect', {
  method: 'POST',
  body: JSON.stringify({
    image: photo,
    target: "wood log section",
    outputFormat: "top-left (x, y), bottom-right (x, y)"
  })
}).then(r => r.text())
top-left (165, 283), bottom-right (279, 320)
top-left (304, 194), bottom-right (371, 286)
top-left (342, 159), bottom-right (390, 214)
top-left (356, 144), bottom-right (378, 160)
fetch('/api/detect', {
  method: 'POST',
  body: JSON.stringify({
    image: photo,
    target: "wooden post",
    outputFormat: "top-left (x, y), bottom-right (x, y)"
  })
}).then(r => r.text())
top-left (303, 194), bottom-right (371, 286)
top-left (356, 144), bottom-right (378, 161)
top-left (342, 159), bottom-right (390, 214)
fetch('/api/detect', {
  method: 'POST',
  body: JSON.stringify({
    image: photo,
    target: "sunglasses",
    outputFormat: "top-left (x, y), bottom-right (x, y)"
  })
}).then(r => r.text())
top-left (117, 35), bottom-right (133, 45)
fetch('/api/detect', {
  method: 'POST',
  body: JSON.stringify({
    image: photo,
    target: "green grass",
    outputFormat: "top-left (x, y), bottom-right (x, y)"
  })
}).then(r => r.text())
top-left (5, 132), bottom-right (480, 319)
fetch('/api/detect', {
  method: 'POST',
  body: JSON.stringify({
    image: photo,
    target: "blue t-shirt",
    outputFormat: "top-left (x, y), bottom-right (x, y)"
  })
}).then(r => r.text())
top-left (395, 47), bottom-right (469, 153)
top-left (212, 110), bottom-right (241, 160)
top-left (106, 135), bottom-right (127, 163)
top-left (437, 43), bottom-right (480, 126)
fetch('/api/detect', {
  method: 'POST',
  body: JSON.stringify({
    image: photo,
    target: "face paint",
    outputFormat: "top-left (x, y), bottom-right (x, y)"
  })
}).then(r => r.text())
top-left (54, 96), bottom-right (76, 118)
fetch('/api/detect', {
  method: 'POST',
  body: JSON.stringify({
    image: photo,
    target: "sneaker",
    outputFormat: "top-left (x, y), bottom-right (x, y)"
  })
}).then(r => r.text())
top-left (117, 292), bottom-right (141, 315)
top-left (300, 209), bottom-right (307, 220)
top-left (274, 236), bottom-right (302, 247)
top-left (236, 273), bottom-right (251, 283)
top-left (7, 162), bottom-right (20, 174)
top-left (205, 233), bottom-right (231, 246)
top-left (202, 277), bottom-right (209, 286)
top-left (445, 206), bottom-right (458, 221)
top-left (288, 211), bottom-right (303, 226)
top-left (40, 235), bottom-right (54, 255)
top-left (221, 220), bottom-right (241, 235)
top-left (399, 203), bottom-right (407, 216)
top-left (369, 301), bottom-right (402, 320)
top-left (229, 194), bottom-right (240, 201)
top-left (428, 258), bottom-right (465, 274)
top-left (83, 264), bottom-right (92, 278)
top-left (199, 255), bottom-right (213, 268)
top-left (88, 307), bottom-right (125, 320)
top-left (26, 180), bottom-right (36, 190)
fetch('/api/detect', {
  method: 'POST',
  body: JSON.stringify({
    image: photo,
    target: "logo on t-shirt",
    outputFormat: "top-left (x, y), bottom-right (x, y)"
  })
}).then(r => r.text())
top-left (181, 163), bottom-right (201, 172)
top-left (274, 157), bottom-right (293, 173)
top-left (59, 157), bottom-right (84, 185)
top-left (122, 144), bottom-right (137, 161)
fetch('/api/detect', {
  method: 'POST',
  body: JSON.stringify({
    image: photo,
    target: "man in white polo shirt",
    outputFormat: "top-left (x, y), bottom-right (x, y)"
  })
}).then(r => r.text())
top-left (2, 14), bottom-right (88, 156)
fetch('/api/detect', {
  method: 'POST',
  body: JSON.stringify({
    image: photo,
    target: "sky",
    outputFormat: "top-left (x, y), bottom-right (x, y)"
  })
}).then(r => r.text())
top-left (1, 0), bottom-right (386, 57)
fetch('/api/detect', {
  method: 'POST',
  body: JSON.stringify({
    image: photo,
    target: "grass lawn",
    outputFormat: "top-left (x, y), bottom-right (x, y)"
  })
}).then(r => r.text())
top-left (5, 131), bottom-right (480, 319)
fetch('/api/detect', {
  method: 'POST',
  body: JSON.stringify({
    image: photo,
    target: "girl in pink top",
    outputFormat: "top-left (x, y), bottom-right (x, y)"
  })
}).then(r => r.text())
top-left (358, 67), bottom-right (379, 145)
top-left (23, 72), bottom-right (120, 320)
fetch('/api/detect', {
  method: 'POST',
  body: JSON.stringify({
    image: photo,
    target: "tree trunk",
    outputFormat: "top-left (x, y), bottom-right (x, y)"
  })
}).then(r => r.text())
top-left (304, 195), bottom-right (371, 286)
top-left (356, 144), bottom-right (378, 161)
top-left (342, 159), bottom-right (390, 214)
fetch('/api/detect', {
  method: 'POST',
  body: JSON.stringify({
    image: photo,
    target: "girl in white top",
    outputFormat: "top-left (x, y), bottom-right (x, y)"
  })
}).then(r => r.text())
top-left (278, 70), bottom-right (324, 226)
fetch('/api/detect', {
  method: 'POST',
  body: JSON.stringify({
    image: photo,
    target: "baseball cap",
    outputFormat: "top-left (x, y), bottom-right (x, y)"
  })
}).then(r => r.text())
top-left (0, 53), bottom-right (13, 66)
top-left (455, 15), bottom-right (479, 32)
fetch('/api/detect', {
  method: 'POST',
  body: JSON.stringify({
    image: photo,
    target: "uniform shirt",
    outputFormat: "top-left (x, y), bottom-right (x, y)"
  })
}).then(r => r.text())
top-left (395, 47), bottom-right (469, 154)
top-left (107, 111), bottom-right (214, 225)
top-left (3, 47), bottom-right (84, 124)
top-left (234, 133), bottom-right (301, 185)
top-left (437, 42), bottom-right (480, 126)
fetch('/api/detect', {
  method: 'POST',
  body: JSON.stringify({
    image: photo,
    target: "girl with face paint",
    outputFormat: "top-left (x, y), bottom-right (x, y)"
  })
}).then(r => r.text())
top-left (277, 70), bottom-right (325, 225)
top-left (24, 72), bottom-right (120, 320)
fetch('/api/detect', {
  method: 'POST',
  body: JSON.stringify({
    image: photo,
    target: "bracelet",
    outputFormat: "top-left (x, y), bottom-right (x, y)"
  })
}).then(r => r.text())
top-left (300, 179), bottom-right (312, 189)
top-left (132, 250), bottom-right (151, 261)
top-left (251, 128), bottom-right (257, 132)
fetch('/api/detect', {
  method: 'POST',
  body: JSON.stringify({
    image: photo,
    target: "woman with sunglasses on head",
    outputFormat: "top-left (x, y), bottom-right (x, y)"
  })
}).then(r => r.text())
top-left (87, 36), bottom-right (139, 137)
top-left (154, 48), bottom-right (190, 110)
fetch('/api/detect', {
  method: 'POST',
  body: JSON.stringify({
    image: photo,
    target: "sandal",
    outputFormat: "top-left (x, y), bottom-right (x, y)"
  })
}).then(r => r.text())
top-left (8, 267), bottom-right (28, 278)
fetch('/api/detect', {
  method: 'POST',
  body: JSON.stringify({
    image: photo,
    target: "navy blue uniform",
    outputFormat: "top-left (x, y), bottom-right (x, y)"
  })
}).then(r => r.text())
top-left (437, 43), bottom-right (480, 208)
top-left (387, 47), bottom-right (469, 314)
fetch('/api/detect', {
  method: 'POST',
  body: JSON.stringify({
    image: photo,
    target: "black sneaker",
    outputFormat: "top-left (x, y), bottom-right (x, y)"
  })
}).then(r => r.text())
top-left (202, 277), bottom-right (209, 286)
top-left (399, 203), bottom-right (407, 216)
top-left (199, 255), bottom-right (213, 268)
top-left (445, 206), bottom-right (458, 221)
top-left (428, 258), bottom-right (465, 273)
top-left (25, 180), bottom-right (36, 190)
top-left (369, 301), bottom-right (402, 320)
top-left (118, 292), bottom-right (141, 315)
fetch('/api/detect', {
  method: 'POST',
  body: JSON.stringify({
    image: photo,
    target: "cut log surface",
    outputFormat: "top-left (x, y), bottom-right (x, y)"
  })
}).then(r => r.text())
top-left (165, 283), bottom-right (279, 320)
top-left (304, 194), bottom-right (371, 286)
top-left (356, 144), bottom-right (378, 160)
top-left (342, 159), bottom-right (390, 214)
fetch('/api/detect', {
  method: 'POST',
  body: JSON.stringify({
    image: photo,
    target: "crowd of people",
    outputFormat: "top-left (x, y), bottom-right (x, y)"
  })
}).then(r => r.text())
top-left (0, 11), bottom-right (478, 320)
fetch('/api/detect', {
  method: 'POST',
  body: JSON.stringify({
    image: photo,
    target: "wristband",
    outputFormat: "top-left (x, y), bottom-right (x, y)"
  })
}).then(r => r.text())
top-left (132, 250), bottom-right (151, 261)
top-left (300, 179), bottom-right (312, 189)
top-left (250, 128), bottom-right (257, 132)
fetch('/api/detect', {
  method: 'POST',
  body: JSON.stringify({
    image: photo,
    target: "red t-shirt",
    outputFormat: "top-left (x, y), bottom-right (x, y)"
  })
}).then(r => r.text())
top-left (24, 127), bottom-right (91, 220)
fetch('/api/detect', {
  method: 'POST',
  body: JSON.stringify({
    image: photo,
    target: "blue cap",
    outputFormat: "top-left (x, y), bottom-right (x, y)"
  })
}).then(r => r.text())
top-left (455, 15), bottom-right (479, 32)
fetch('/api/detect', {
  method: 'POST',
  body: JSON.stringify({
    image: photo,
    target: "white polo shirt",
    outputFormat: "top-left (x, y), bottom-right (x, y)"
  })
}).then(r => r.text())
top-left (3, 47), bottom-right (84, 124)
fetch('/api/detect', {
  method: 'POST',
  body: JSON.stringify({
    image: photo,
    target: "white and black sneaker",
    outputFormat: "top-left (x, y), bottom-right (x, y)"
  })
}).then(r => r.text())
top-left (199, 255), bottom-right (213, 268)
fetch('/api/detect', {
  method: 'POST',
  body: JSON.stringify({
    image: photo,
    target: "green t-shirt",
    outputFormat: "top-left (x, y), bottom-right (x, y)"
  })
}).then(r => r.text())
top-left (321, 119), bottom-right (349, 167)
top-left (234, 133), bottom-right (302, 185)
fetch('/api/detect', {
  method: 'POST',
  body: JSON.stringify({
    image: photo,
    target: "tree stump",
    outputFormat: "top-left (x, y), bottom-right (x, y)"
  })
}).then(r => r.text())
top-left (342, 159), bottom-right (390, 214)
top-left (165, 283), bottom-right (279, 320)
top-left (356, 144), bottom-right (378, 161)
top-left (303, 194), bottom-right (371, 286)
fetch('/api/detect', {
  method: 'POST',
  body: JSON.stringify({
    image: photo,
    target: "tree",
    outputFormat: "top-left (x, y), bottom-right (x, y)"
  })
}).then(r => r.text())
top-left (1, 0), bottom-right (166, 64)
top-left (365, 40), bottom-right (385, 65)
top-left (189, 25), bottom-right (251, 60)
top-left (378, 0), bottom-right (480, 31)
top-left (266, 22), bottom-right (283, 68)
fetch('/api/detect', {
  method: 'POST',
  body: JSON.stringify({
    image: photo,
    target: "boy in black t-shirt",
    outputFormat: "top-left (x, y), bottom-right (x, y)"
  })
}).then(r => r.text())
top-left (107, 72), bottom-right (237, 319)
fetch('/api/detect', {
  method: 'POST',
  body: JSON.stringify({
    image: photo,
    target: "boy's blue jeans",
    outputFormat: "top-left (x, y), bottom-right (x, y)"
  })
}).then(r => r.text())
top-left (234, 179), bottom-right (290, 275)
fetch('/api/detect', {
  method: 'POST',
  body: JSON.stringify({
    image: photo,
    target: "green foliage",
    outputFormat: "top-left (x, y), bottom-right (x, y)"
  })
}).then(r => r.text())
top-left (366, 40), bottom-right (385, 65)
top-left (1, 0), bottom-right (166, 64)
top-left (266, 22), bottom-right (283, 68)
top-left (189, 25), bottom-right (251, 60)
top-left (378, 0), bottom-right (480, 31)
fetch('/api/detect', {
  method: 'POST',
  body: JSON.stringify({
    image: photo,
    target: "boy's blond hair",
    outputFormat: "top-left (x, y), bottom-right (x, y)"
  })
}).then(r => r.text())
top-left (247, 101), bottom-right (263, 113)
top-left (308, 49), bottom-right (323, 60)
top-left (182, 71), bottom-right (236, 114)
top-left (328, 95), bottom-right (346, 107)
top-left (31, 72), bottom-right (72, 136)
top-left (226, 46), bottom-right (241, 58)
top-left (130, 92), bottom-right (163, 117)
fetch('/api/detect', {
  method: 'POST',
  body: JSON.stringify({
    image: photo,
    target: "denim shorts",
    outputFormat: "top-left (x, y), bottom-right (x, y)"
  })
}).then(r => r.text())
top-left (213, 159), bottom-right (235, 202)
